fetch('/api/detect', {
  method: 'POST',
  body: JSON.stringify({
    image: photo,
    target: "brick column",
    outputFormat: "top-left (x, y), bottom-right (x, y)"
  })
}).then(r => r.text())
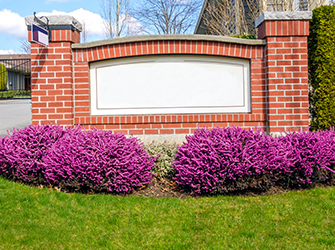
top-left (256, 11), bottom-right (312, 133)
top-left (25, 16), bottom-right (81, 125)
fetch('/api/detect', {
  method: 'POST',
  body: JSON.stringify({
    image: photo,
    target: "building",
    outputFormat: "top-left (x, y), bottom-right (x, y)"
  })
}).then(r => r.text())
top-left (195, 0), bottom-right (329, 35)
top-left (0, 54), bottom-right (31, 91)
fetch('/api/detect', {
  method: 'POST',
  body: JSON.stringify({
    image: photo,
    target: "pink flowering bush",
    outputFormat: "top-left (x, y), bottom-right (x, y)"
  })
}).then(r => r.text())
top-left (173, 126), bottom-right (335, 195)
top-left (43, 127), bottom-right (155, 193)
top-left (0, 125), bottom-right (155, 194)
top-left (0, 124), bottom-right (65, 183)
top-left (1, 125), bottom-right (335, 196)
top-left (275, 129), bottom-right (335, 187)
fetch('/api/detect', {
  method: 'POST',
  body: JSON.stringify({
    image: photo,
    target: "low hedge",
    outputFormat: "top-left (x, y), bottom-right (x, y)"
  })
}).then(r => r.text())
top-left (173, 127), bottom-right (335, 195)
top-left (0, 90), bottom-right (31, 99)
top-left (1, 125), bottom-right (335, 196)
top-left (0, 90), bottom-right (15, 99)
top-left (0, 125), bottom-right (156, 194)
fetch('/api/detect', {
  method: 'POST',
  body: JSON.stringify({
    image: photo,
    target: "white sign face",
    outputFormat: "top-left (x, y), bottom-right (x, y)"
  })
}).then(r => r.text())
top-left (90, 55), bottom-right (250, 115)
top-left (32, 23), bottom-right (49, 47)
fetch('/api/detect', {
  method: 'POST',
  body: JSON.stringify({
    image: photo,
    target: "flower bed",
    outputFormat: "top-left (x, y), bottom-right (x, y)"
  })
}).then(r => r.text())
top-left (1, 125), bottom-right (335, 196)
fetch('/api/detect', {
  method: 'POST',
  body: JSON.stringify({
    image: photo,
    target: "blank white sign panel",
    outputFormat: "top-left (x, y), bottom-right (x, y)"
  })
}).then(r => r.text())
top-left (90, 55), bottom-right (250, 115)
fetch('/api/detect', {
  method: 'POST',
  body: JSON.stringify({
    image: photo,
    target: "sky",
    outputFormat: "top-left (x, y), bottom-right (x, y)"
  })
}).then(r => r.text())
top-left (0, 0), bottom-right (203, 54)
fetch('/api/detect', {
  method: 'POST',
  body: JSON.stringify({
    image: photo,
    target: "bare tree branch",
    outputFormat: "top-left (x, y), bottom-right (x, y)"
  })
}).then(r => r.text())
top-left (18, 38), bottom-right (30, 54)
top-left (81, 20), bottom-right (91, 43)
top-left (202, 0), bottom-right (330, 37)
top-left (134, 0), bottom-right (203, 35)
top-left (100, 0), bottom-right (142, 38)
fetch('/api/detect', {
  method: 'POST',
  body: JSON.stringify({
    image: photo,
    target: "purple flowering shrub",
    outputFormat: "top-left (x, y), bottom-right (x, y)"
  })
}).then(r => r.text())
top-left (1, 124), bottom-right (335, 196)
top-left (43, 127), bottom-right (155, 193)
top-left (0, 124), bottom-right (65, 183)
top-left (0, 125), bottom-right (155, 194)
top-left (275, 130), bottom-right (335, 187)
top-left (173, 127), bottom-right (279, 194)
top-left (173, 126), bottom-right (335, 194)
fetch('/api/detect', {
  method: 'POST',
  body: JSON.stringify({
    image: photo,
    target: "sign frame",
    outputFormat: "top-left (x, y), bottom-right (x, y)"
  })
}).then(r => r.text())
top-left (31, 23), bottom-right (49, 47)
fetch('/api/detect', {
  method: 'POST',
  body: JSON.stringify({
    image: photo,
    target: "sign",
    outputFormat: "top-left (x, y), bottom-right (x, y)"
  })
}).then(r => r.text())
top-left (32, 23), bottom-right (49, 47)
top-left (90, 55), bottom-right (250, 116)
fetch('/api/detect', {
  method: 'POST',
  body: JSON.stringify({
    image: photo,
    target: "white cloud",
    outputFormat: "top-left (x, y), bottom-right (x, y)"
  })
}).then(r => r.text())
top-left (0, 8), bottom-right (144, 48)
top-left (37, 9), bottom-right (145, 39)
top-left (0, 9), bottom-right (26, 38)
top-left (124, 15), bottom-right (146, 36)
top-left (37, 9), bottom-right (105, 38)
top-left (0, 49), bottom-right (16, 54)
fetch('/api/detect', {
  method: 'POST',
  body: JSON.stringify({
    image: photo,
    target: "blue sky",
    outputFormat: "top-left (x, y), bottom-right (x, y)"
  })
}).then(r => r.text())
top-left (0, 0), bottom-right (109, 54)
top-left (0, 0), bottom-right (203, 54)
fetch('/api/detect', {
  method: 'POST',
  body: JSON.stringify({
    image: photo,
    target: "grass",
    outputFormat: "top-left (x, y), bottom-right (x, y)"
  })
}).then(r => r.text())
top-left (0, 177), bottom-right (334, 249)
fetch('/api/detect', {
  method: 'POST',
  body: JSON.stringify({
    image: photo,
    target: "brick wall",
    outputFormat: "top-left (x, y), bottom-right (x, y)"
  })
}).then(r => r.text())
top-left (72, 41), bottom-right (267, 136)
top-left (27, 12), bottom-right (311, 140)
top-left (258, 18), bottom-right (310, 132)
top-left (28, 28), bottom-right (80, 126)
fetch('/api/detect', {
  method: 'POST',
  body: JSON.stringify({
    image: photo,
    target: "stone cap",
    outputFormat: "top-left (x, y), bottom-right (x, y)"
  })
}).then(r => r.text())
top-left (72, 34), bottom-right (266, 49)
top-left (25, 15), bottom-right (82, 32)
top-left (255, 11), bottom-right (313, 28)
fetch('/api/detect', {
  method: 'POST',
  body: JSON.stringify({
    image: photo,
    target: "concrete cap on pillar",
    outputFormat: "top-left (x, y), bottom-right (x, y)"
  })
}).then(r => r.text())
top-left (25, 15), bottom-right (82, 32)
top-left (255, 11), bottom-right (313, 28)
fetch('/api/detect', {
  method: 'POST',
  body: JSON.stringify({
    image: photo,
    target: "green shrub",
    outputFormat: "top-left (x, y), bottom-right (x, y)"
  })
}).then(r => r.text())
top-left (143, 141), bottom-right (179, 178)
top-left (0, 64), bottom-right (7, 91)
top-left (309, 5), bottom-right (335, 131)
top-left (14, 90), bottom-right (31, 97)
top-left (230, 34), bottom-right (256, 39)
top-left (0, 90), bottom-right (15, 99)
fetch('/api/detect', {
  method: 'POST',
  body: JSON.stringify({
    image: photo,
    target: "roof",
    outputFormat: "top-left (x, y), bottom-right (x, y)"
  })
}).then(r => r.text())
top-left (194, 0), bottom-right (211, 34)
top-left (0, 54), bottom-right (31, 60)
top-left (0, 54), bottom-right (31, 73)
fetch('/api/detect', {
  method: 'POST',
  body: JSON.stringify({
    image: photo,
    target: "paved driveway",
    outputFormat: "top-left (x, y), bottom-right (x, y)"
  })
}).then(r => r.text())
top-left (0, 99), bottom-right (32, 137)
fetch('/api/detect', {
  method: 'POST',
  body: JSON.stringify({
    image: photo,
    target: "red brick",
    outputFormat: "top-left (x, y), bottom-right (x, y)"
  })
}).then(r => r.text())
top-left (121, 124), bottom-right (136, 129)
top-left (48, 102), bottom-right (64, 107)
top-left (160, 129), bottom-right (174, 134)
top-left (39, 84), bottom-right (55, 90)
top-left (48, 78), bottom-right (63, 84)
top-left (145, 129), bottom-right (159, 135)
top-left (49, 114), bottom-right (64, 119)
top-left (40, 96), bottom-right (56, 102)
top-left (176, 129), bottom-right (190, 134)
top-left (56, 84), bottom-right (72, 89)
top-left (32, 114), bottom-right (47, 120)
top-left (163, 123), bottom-right (182, 128)
top-left (57, 96), bottom-right (72, 101)
top-left (286, 91), bottom-right (301, 96)
top-left (294, 120), bottom-right (309, 126)
top-left (56, 108), bottom-right (72, 113)
top-left (151, 124), bottom-right (162, 129)
top-left (56, 72), bottom-right (72, 77)
top-left (126, 129), bottom-right (142, 135)
top-left (40, 108), bottom-right (55, 114)
top-left (278, 121), bottom-right (293, 126)
top-left (284, 54), bottom-right (300, 60)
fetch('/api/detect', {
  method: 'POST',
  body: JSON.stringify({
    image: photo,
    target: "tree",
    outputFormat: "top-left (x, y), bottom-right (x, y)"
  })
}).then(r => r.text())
top-left (134, 0), bottom-right (203, 35)
top-left (81, 20), bottom-right (91, 43)
top-left (0, 64), bottom-right (8, 91)
top-left (100, 0), bottom-right (132, 38)
top-left (18, 38), bottom-right (31, 54)
top-left (201, 0), bottom-right (330, 37)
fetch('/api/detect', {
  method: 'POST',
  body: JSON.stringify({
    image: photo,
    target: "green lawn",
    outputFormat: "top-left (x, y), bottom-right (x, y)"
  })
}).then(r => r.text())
top-left (0, 177), bottom-right (334, 249)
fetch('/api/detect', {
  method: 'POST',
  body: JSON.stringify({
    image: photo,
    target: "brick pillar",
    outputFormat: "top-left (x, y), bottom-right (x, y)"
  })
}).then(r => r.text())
top-left (256, 11), bottom-right (312, 133)
top-left (25, 16), bottom-right (81, 125)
